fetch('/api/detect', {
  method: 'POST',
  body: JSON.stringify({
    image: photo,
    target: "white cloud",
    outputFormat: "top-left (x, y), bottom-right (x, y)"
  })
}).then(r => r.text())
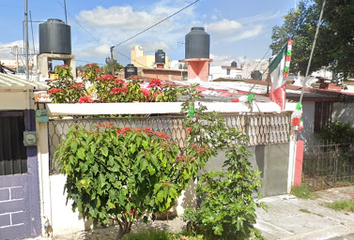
top-left (229, 24), bottom-right (265, 42)
top-left (76, 6), bottom-right (173, 31)
top-left (210, 54), bottom-right (236, 66)
top-left (207, 19), bottom-right (243, 36)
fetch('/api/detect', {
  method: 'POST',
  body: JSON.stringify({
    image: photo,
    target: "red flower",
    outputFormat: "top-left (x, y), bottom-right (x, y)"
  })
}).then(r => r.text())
top-left (129, 209), bottom-right (134, 216)
top-left (186, 127), bottom-right (192, 136)
top-left (117, 126), bottom-right (133, 136)
top-left (115, 79), bottom-right (125, 86)
top-left (48, 88), bottom-right (64, 94)
top-left (148, 79), bottom-right (163, 89)
top-left (110, 87), bottom-right (123, 95)
top-left (156, 132), bottom-right (170, 139)
top-left (69, 82), bottom-right (84, 89)
top-left (141, 88), bottom-right (150, 99)
top-left (78, 96), bottom-right (94, 103)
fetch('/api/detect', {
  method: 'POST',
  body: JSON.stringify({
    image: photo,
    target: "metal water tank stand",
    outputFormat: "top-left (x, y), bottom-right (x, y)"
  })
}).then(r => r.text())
top-left (38, 53), bottom-right (76, 79)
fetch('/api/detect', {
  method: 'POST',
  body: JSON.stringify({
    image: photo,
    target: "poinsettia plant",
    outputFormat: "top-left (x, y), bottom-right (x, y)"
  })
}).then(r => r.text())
top-left (47, 64), bottom-right (179, 103)
top-left (55, 122), bottom-right (197, 240)
top-left (47, 65), bottom-right (87, 103)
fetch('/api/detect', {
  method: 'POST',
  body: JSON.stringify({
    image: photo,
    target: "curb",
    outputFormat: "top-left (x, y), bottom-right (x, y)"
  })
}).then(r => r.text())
top-left (280, 222), bottom-right (354, 240)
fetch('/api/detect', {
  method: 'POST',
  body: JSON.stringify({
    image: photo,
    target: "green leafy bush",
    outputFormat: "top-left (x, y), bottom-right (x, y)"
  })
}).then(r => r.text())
top-left (55, 123), bottom-right (196, 240)
top-left (318, 121), bottom-right (354, 144)
top-left (180, 86), bottom-right (265, 240)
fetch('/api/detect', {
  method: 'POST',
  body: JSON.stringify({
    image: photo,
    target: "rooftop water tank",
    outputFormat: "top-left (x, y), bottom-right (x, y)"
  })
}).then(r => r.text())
top-left (231, 61), bottom-right (237, 67)
top-left (185, 27), bottom-right (210, 59)
top-left (124, 64), bottom-right (137, 79)
top-left (155, 49), bottom-right (166, 64)
top-left (39, 19), bottom-right (71, 55)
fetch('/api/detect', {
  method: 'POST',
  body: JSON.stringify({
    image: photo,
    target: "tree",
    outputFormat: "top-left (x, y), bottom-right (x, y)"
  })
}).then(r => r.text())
top-left (103, 59), bottom-right (124, 75)
top-left (55, 124), bottom-right (196, 240)
top-left (271, 0), bottom-right (354, 78)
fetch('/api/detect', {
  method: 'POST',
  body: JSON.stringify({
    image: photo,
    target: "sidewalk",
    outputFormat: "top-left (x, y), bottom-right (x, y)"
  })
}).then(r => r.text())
top-left (26, 186), bottom-right (354, 240)
top-left (256, 186), bottom-right (354, 240)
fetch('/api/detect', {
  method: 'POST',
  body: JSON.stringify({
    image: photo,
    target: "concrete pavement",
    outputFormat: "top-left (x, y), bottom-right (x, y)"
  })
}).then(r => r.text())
top-left (25, 186), bottom-right (354, 240)
top-left (256, 186), bottom-right (354, 240)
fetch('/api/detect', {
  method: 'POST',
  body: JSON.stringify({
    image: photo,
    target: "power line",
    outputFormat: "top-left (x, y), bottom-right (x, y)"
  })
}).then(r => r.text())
top-left (114, 49), bottom-right (151, 69)
top-left (112, 0), bottom-right (201, 48)
top-left (54, 0), bottom-right (104, 46)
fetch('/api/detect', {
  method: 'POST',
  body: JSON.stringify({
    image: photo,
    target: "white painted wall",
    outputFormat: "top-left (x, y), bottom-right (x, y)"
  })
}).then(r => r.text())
top-left (298, 101), bottom-right (320, 147)
top-left (50, 175), bottom-right (88, 235)
top-left (209, 66), bottom-right (242, 80)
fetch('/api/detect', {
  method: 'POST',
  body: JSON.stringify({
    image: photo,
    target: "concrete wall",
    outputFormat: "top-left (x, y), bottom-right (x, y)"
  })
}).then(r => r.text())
top-left (298, 101), bottom-right (320, 147)
top-left (332, 102), bottom-right (354, 126)
top-left (210, 66), bottom-right (242, 80)
top-left (204, 144), bottom-right (290, 196)
top-left (50, 175), bottom-right (89, 235)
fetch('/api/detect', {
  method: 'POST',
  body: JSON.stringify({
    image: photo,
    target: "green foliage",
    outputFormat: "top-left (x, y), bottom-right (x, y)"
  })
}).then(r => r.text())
top-left (291, 184), bottom-right (318, 199)
top-left (121, 230), bottom-right (204, 240)
top-left (47, 64), bottom-right (178, 103)
top-left (103, 59), bottom-right (124, 75)
top-left (55, 123), bottom-right (196, 239)
top-left (55, 82), bottom-right (264, 240)
top-left (181, 85), bottom-right (265, 240)
top-left (327, 200), bottom-right (354, 212)
top-left (318, 121), bottom-right (354, 144)
top-left (271, 0), bottom-right (354, 77)
top-left (47, 65), bottom-right (87, 103)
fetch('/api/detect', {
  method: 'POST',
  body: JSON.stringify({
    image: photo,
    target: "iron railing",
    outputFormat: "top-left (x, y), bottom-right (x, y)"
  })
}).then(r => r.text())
top-left (48, 113), bottom-right (292, 174)
top-left (302, 143), bottom-right (354, 190)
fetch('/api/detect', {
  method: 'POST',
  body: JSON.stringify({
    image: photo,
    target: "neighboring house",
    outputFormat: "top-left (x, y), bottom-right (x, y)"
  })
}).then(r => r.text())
top-left (0, 73), bottom-right (46, 240)
top-left (130, 45), bottom-right (171, 69)
top-left (34, 78), bottom-right (298, 236)
top-left (209, 64), bottom-right (242, 80)
top-left (286, 82), bottom-right (354, 147)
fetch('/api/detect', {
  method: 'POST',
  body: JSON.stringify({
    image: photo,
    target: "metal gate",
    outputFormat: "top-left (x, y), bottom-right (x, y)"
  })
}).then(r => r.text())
top-left (0, 110), bottom-right (41, 240)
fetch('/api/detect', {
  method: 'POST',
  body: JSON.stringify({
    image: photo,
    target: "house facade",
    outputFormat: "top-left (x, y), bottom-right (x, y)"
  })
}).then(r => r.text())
top-left (0, 73), bottom-right (46, 240)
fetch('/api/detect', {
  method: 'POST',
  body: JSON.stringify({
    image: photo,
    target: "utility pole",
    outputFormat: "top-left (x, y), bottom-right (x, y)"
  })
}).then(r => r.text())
top-left (64, 0), bottom-right (68, 24)
top-left (25, 0), bottom-right (29, 81)
top-left (110, 46), bottom-right (115, 75)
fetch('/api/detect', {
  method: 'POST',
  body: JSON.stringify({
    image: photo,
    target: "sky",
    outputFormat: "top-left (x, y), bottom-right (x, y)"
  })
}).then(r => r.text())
top-left (0, 0), bottom-right (296, 68)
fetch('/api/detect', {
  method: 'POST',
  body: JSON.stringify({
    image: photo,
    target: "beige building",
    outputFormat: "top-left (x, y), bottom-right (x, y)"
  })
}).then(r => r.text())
top-left (130, 45), bottom-right (171, 69)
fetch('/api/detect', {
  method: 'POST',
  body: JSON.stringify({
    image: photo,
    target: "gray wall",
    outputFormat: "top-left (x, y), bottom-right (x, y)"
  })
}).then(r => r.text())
top-left (204, 143), bottom-right (289, 197)
top-left (332, 102), bottom-right (354, 126)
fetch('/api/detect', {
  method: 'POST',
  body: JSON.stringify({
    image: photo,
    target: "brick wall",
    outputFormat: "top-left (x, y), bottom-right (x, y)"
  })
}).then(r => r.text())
top-left (0, 176), bottom-right (29, 240)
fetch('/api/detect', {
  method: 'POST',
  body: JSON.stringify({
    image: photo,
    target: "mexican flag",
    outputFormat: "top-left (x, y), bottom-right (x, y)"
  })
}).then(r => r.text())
top-left (269, 39), bottom-right (292, 110)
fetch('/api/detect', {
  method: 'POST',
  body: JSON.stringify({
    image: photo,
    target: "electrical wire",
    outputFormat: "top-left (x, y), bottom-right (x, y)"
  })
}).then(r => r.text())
top-left (54, 0), bottom-right (104, 46)
top-left (112, 0), bottom-right (201, 48)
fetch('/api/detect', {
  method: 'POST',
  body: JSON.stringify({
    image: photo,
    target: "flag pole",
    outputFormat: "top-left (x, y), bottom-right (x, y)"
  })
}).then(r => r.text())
top-left (299, 0), bottom-right (326, 103)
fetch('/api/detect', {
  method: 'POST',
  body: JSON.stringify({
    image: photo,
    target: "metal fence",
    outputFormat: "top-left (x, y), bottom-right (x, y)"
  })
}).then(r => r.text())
top-left (48, 113), bottom-right (292, 174)
top-left (302, 143), bottom-right (354, 191)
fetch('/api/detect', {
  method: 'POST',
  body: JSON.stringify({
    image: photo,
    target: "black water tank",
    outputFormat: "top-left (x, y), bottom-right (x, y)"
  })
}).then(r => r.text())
top-left (155, 49), bottom-right (166, 64)
top-left (124, 64), bottom-right (137, 79)
top-left (185, 27), bottom-right (210, 59)
top-left (231, 61), bottom-right (237, 67)
top-left (39, 19), bottom-right (71, 54)
top-left (251, 70), bottom-right (262, 80)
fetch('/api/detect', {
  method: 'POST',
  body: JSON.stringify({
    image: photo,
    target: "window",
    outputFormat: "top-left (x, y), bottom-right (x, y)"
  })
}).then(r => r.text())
top-left (226, 68), bottom-right (231, 75)
top-left (314, 102), bottom-right (333, 132)
top-left (0, 111), bottom-right (27, 175)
